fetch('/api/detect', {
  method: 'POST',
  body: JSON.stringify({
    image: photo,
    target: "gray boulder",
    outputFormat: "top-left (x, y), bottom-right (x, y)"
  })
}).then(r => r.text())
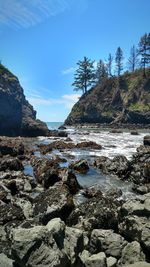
top-left (119, 241), bottom-right (145, 265)
top-left (90, 229), bottom-right (127, 258)
top-left (0, 253), bottom-right (14, 267)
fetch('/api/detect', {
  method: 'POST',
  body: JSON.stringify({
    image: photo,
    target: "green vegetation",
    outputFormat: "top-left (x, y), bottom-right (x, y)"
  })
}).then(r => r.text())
top-left (72, 32), bottom-right (150, 96)
top-left (129, 102), bottom-right (150, 112)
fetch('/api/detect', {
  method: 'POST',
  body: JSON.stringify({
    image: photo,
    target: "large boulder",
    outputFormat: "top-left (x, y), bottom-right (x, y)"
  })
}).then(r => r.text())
top-left (90, 229), bottom-right (127, 258)
top-left (33, 183), bottom-right (75, 224)
top-left (67, 193), bottom-right (120, 231)
top-left (119, 193), bottom-right (150, 252)
top-left (118, 241), bottom-right (145, 265)
top-left (11, 225), bottom-right (69, 267)
top-left (0, 64), bottom-right (49, 137)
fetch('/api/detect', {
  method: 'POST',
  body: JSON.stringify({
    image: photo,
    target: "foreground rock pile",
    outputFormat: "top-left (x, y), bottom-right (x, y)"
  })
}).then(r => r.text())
top-left (0, 135), bottom-right (150, 266)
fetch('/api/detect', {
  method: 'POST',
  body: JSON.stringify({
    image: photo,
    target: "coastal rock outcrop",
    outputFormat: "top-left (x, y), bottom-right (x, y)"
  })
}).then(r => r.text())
top-left (0, 64), bottom-right (49, 137)
top-left (65, 69), bottom-right (150, 125)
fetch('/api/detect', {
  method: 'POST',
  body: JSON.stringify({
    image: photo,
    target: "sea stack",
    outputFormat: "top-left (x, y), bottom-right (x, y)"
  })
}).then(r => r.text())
top-left (0, 64), bottom-right (49, 137)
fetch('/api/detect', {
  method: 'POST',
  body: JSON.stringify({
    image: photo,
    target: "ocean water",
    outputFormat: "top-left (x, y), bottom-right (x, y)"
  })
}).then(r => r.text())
top-left (46, 121), bottom-right (63, 130)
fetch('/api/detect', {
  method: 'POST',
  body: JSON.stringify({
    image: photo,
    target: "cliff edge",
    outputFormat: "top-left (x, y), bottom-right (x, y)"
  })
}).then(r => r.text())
top-left (0, 64), bottom-right (49, 136)
top-left (65, 69), bottom-right (150, 126)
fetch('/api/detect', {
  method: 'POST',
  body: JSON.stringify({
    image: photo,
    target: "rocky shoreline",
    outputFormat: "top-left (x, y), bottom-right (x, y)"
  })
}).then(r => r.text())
top-left (0, 130), bottom-right (150, 267)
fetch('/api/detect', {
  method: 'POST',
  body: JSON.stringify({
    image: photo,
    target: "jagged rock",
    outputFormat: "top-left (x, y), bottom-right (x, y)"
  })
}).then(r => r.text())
top-left (118, 241), bottom-right (145, 265)
top-left (0, 63), bottom-right (49, 137)
top-left (76, 141), bottom-right (102, 150)
top-left (67, 194), bottom-right (120, 231)
top-left (64, 226), bottom-right (84, 265)
top-left (0, 203), bottom-right (25, 225)
top-left (11, 225), bottom-right (69, 267)
top-left (0, 139), bottom-right (24, 156)
top-left (80, 251), bottom-right (107, 267)
top-left (119, 194), bottom-right (150, 252)
top-left (46, 218), bottom-right (66, 249)
top-left (90, 229), bottom-right (127, 258)
top-left (31, 157), bottom-right (60, 189)
top-left (33, 183), bottom-right (74, 224)
top-left (0, 157), bottom-right (23, 171)
top-left (65, 70), bottom-right (150, 126)
top-left (70, 159), bottom-right (89, 174)
top-left (94, 155), bottom-right (130, 179)
top-left (61, 169), bottom-right (82, 194)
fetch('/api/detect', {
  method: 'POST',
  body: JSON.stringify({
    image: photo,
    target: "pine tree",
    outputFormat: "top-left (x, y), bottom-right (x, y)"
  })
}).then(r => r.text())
top-left (138, 33), bottom-right (150, 77)
top-left (115, 47), bottom-right (123, 76)
top-left (96, 59), bottom-right (108, 84)
top-left (72, 57), bottom-right (95, 94)
top-left (107, 53), bottom-right (113, 77)
top-left (128, 45), bottom-right (139, 72)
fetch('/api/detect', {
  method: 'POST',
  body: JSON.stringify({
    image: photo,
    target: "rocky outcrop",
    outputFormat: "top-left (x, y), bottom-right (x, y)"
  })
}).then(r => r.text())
top-left (65, 69), bottom-right (150, 125)
top-left (0, 64), bottom-right (49, 136)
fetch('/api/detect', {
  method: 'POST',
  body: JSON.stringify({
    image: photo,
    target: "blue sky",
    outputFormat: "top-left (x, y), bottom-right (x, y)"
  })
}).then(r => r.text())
top-left (0, 0), bottom-right (150, 122)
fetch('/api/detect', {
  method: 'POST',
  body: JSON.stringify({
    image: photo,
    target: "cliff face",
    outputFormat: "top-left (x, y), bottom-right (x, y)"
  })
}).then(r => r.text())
top-left (65, 69), bottom-right (150, 125)
top-left (0, 64), bottom-right (49, 136)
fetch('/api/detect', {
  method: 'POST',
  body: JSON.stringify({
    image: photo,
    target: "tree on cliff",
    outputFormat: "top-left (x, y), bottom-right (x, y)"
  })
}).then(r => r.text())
top-left (138, 33), bottom-right (150, 77)
top-left (115, 47), bottom-right (123, 76)
top-left (128, 45), bottom-right (139, 72)
top-left (72, 57), bottom-right (95, 94)
top-left (107, 53), bottom-right (113, 77)
top-left (96, 59), bottom-right (108, 84)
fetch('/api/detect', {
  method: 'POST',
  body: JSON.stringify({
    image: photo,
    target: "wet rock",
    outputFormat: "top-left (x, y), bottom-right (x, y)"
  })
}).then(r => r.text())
top-left (90, 229), bottom-right (127, 258)
top-left (94, 155), bottom-right (130, 179)
top-left (0, 184), bottom-right (11, 203)
top-left (70, 159), bottom-right (89, 174)
top-left (0, 139), bottom-right (24, 156)
top-left (76, 141), bottom-right (102, 150)
top-left (132, 184), bottom-right (150, 195)
top-left (58, 125), bottom-right (67, 130)
top-left (109, 129), bottom-right (123, 134)
top-left (67, 194), bottom-right (120, 231)
top-left (33, 183), bottom-right (75, 224)
top-left (61, 169), bottom-right (82, 194)
top-left (31, 157), bottom-right (60, 189)
top-left (82, 187), bottom-right (103, 199)
top-left (38, 141), bottom-right (75, 154)
top-left (130, 130), bottom-right (139, 135)
top-left (144, 135), bottom-right (150, 146)
top-left (58, 131), bottom-right (68, 137)
top-left (118, 241), bottom-right (145, 265)
top-left (0, 203), bottom-right (25, 225)
top-left (5, 180), bottom-right (18, 196)
top-left (0, 157), bottom-right (23, 171)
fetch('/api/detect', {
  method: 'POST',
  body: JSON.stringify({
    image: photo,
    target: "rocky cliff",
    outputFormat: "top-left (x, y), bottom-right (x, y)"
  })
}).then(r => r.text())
top-left (65, 69), bottom-right (150, 125)
top-left (0, 64), bottom-right (49, 136)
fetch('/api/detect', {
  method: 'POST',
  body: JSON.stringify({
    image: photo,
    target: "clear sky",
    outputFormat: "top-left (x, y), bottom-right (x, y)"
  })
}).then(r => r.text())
top-left (0, 0), bottom-right (150, 122)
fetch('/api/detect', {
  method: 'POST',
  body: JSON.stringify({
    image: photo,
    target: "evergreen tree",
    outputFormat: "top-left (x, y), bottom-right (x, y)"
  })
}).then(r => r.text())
top-left (96, 59), bottom-right (108, 84)
top-left (107, 53), bottom-right (113, 77)
top-left (115, 47), bottom-right (123, 76)
top-left (138, 33), bottom-right (150, 77)
top-left (72, 57), bottom-right (95, 94)
top-left (128, 45), bottom-right (139, 72)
